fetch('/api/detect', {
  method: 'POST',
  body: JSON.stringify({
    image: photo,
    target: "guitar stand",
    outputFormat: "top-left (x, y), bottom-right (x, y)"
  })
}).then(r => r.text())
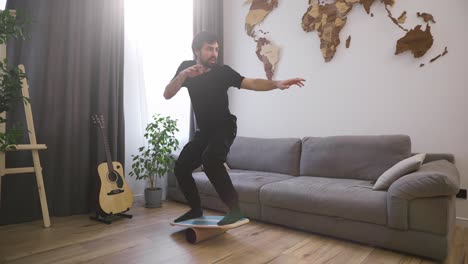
top-left (90, 209), bottom-right (133, 225)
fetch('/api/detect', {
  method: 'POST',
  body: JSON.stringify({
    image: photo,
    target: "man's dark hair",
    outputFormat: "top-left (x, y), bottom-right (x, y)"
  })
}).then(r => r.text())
top-left (192, 31), bottom-right (219, 56)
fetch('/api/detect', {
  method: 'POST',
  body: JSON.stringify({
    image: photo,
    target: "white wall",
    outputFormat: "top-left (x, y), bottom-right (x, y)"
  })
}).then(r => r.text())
top-left (224, 0), bottom-right (468, 218)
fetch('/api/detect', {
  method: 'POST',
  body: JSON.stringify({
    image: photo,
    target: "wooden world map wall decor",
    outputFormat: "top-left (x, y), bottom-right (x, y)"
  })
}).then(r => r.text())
top-left (243, 0), bottom-right (448, 79)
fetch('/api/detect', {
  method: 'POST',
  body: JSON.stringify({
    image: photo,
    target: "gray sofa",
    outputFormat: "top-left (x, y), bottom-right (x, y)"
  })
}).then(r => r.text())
top-left (167, 135), bottom-right (460, 261)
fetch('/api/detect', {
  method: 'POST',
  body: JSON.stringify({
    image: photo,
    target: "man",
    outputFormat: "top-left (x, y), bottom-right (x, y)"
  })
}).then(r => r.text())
top-left (164, 31), bottom-right (305, 225)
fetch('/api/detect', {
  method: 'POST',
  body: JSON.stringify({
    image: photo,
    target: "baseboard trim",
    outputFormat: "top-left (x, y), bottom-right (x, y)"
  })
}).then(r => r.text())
top-left (133, 194), bottom-right (144, 204)
top-left (456, 217), bottom-right (468, 227)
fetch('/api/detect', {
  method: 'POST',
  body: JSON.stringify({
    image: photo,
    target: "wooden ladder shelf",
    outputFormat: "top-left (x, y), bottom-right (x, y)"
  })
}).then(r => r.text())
top-left (0, 64), bottom-right (51, 228)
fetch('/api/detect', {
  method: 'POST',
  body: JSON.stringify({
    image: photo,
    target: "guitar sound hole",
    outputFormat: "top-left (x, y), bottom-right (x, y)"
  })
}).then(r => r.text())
top-left (107, 171), bottom-right (118, 182)
top-left (107, 170), bottom-right (124, 188)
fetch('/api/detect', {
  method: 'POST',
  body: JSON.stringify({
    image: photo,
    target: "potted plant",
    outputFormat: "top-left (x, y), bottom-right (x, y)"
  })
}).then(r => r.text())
top-left (0, 10), bottom-right (29, 152)
top-left (129, 114), bottom-right (179, 208)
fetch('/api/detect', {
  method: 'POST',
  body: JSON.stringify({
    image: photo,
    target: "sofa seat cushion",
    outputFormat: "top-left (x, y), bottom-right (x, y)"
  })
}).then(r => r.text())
top-left (260, 176), bottom-right (387, 225)
top-left (191, 169), bottom-right (294, 203)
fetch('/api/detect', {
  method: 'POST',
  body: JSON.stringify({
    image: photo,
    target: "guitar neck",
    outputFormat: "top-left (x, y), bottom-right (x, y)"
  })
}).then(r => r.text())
top-left (98, 126), bottom-right (114, 172)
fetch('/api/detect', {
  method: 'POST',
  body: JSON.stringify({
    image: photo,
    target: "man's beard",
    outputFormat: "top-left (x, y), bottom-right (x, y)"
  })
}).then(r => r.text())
top-left (200, 57), bottom-right (217, 68)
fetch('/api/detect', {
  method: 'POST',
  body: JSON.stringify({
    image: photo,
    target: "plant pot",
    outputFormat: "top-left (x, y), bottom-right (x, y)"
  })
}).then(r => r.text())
top-left (144, 188), bottom-right (162, 208)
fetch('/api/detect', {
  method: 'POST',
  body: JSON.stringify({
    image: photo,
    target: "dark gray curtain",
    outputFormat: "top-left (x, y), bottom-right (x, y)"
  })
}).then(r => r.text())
top-left (190, 0), bottom-right (223, 139)
top-left (0, 0), bottom-right (125, 224)
top-left (194, 0), bottom-right (224, 64)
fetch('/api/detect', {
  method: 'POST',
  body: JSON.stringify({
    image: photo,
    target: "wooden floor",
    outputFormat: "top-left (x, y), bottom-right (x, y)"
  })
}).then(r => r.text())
top-left (0, 200), bottom-right (466, 264)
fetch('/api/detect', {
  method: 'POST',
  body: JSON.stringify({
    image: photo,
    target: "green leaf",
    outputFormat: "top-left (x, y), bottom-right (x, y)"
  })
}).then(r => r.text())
top-left (0, 11), bottom-right (30, 151)
top-left (128, 114), bottom-right (179, 181)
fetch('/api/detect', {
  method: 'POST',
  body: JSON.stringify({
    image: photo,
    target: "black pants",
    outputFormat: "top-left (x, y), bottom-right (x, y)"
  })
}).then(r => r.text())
top-left (174, 115), bottom-right (239, 210)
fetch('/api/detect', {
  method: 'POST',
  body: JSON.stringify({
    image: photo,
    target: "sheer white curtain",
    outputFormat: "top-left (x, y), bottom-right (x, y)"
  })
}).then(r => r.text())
top-left (124, 0), bottom-right (193, 198)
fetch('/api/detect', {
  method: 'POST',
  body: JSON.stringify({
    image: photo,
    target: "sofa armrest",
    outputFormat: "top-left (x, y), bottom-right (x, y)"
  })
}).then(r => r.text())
top-left (387, 160), bottom-right (460, 230)
top-left (389, 160), bottom-right (460, 199)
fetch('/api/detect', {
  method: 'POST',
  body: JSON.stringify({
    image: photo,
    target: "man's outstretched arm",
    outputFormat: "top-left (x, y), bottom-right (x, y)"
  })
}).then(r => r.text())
top-left (164, 64), bottom-right (206, 99)
top-left (240, 78), bottom-right (305, 91)
top-left (164, 73), bottom-right (187, 100)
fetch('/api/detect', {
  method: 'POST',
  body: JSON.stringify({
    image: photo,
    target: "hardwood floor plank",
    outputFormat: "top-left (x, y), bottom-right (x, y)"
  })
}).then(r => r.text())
top-left (444, 226), bottom-right (464, 264)
top-left (0, 201), bottom-right (186, 262)
top-left (0, 200), bottom-right (463, 264)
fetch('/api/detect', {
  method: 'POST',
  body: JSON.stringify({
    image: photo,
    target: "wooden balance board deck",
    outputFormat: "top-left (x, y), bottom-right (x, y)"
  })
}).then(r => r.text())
top-left (170, 216), bottom-right (249, 244)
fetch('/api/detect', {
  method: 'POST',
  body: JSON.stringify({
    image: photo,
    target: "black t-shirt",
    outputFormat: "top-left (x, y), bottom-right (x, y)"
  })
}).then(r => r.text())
top-left (173, 60), bottom-right (245, 131)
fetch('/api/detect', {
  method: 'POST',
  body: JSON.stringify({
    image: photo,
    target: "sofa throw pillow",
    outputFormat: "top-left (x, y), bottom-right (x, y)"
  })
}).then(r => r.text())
top-left (373, 153), bottom-right (426, 190)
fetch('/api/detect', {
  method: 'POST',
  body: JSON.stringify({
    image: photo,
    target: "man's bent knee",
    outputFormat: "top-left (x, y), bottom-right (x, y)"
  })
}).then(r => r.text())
top-left (201, 153), bottom-right (225, 171)
top-left (174, 160), bottom-right (191, 178)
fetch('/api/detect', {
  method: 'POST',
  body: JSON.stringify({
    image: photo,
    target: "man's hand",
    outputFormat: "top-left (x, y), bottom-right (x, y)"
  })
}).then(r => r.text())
top-left (181, 64), bottom-right (207, 78)
top-left (276, 78), bottom-right (305, 90)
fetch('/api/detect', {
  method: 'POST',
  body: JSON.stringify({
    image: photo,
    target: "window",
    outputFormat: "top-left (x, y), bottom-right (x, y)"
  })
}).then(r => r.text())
top-left (124, 0), bottom-right (193, 147)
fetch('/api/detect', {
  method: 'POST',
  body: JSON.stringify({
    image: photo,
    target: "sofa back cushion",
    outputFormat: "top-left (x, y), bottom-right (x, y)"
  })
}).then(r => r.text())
top-left (227, 136), bottom-right (302, 176)
top-left (300, 135), bottom-right (411, 181)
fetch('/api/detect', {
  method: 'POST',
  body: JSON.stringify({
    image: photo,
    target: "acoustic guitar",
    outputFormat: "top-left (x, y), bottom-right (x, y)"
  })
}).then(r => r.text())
top-left (91, 114), bottom-right (133, 216)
